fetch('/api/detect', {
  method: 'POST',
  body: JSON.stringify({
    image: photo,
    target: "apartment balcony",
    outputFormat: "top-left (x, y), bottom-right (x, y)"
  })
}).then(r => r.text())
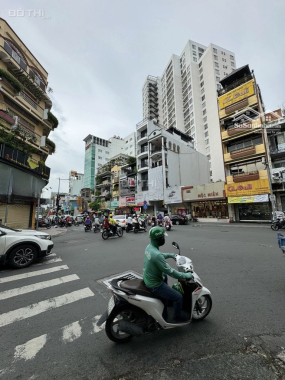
top-left (142, 185), bottom-right (149, 191)
top-left (151, 160), bottom-right (163, 168)
top-left (137, 145), bottom-right (148, 158)
top-left (221, 118), bottom-right (262, 141)
top-left (137, 162), bottom-right (149, 172)
top-left (270, 146), bottom-right (285, 159)
top-left (137, 133), bottom-right (148, 145)
top-left (226, 170), bottom-right (267, 184)
top-left (150, 147), bottom-right (162, 158)
top-left (136, 118), bottom-right (149, 132)
top-left (113, 176), bottom-right (119, 184)
top-left (217, 74), bottom-right (253, 96)
top-left (224, 144), bottom-right (265, 163)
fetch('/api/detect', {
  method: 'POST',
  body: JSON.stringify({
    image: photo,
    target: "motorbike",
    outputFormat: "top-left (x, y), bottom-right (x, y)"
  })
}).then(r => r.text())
top-left (85, 224), bottom-right (92, 232)
top-left (126, 223), bottom-right (133, 233)
top-left (102, 226), bottom-right (123, 240)
top-left (97, 241), bottom-right (212, 343)
top-left (37, 219), bottom-right (51, 229)
top-left (133, 221), bottom-right (147, 233)
top-left (271, 218), bottom-right (285, 231)
top-left (165, 221), bottom-right (171, 231)
top-left (157, 219), bottom-right (163, 226)
top-left (93, 224), bottom-right (101, 233)
top-left (151, 220), bottom-right (156, 227)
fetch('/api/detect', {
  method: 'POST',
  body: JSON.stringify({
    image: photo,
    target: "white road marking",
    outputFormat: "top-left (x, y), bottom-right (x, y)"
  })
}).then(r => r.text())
top-left (46, 253), bottom-right (57, 257)
top-left (0, 287), bottom-right (94, 328)
top-left (33, 258), bottom-right (62, 266)
top-left (14, 334), bottom-right (47, 361)
top-left (0, 275), bottom-right (79, 301)
top-left (92, 315), bottom-right (105, 333)
top-left (62, 321), bottom-right (82, 343)
top-left (0, 265), bottom-right (69, 284)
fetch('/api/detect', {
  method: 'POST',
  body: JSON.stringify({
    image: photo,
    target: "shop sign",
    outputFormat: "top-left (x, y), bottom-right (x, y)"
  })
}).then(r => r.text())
top-left (228, 194), bottom-right (269, 203)
top-left (182, 182), bottom-right (225, 202)
top-left (119, 197), bottom-right (126, 207)
top-left (126, 196), bottom-right (136, 206)
top-left (218, 80), bottom-right (255, 110)
top-left (164, 186), bottom-right (182, 204)
top-left (225, 179), bottom-right (270, 197)
top-left (111, 201), bottom-right (119, 208)
top-left (105, 201), bottom-right (111, 208)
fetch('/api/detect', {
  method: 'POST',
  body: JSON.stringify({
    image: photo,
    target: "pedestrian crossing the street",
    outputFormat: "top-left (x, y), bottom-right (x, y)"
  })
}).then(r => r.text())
top-left (0, 253), bottom-right (105, 374)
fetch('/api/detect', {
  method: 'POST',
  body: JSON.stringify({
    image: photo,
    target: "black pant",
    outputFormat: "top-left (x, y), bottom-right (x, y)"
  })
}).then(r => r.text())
top-left (112, 225), bottom-right (117, 234)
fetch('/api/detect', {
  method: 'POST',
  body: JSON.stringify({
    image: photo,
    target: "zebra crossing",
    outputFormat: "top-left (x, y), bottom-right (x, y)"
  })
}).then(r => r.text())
top-left (0, 253), bottom-right (105, 373)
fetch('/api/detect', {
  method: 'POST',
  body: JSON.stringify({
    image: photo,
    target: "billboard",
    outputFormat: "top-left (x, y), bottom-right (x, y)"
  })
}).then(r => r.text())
top-left (225, 179), bottom-right (270, 197)
top-left (182, 182), bottom-right (225, 202)
top-left (218, 80), bottom-right (255, 110)
top-left (164, 186), bottom-right (182, 204)
top-left (228, 194), bottom-right (269, 203)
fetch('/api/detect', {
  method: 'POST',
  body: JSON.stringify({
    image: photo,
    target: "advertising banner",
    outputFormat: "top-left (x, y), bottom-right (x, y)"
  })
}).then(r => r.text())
top-left (228, 194), bottom-right (269, 203)
top-left (111, 201), bottom-right (119, 208)
top-left (225, 179), bottom-right (270, 197)
top-left (126, 196), bottom-right (136, 206)
top-left (183, 182), bottom-right (225, 202)
top-left (128, 178), bottom-right (136, 187)
top-left (164, 186), bottom-right (182, 204)
top-left (218, 80), bottom-right (255, 110)
top-left (119, 197), bottom-right (126, 207)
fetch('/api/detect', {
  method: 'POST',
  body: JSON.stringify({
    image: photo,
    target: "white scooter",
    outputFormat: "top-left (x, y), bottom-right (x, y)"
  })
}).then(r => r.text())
top-left (97, 242), bottom-right (212, 343)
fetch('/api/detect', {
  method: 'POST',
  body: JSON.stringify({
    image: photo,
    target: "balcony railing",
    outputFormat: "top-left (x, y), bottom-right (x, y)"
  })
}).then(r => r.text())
top-left (19, 91), bottom-right (38, 110)
top-left (150, 147), bottom-right (162, 155)
top-left (0, 143), bottom-right (50, 179)
top-left (138, 162), bottom-right (148, 169)
top-left (270, 146), bottom-right (285, 155)
top-left (137, 146), bottom-right (148, 155)
top-left (217, 74), bottom-right (253, 96)
top-left (230, 145), bottom-right (256, 159)
top-left (137, 133), bottom-right (148, 141)
top-left (151, 160), bottom-right (163, 168)
top-left (232, 171), bottom-right (260, 183)
top-left (142, 185), bottom-right (149, 191)
top-left (227, 123), bottom-right (252, 136)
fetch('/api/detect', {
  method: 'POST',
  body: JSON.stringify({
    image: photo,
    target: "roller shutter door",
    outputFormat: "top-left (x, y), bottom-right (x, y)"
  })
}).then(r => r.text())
top-left (0, 204), bottom-right (30, 229)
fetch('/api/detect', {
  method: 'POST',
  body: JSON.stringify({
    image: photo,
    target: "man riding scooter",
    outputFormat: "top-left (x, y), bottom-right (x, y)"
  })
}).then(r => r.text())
top-left (109, 214), bottom-right (118, 235)
top-left (143, 226), bottom-right (193, 323)
top-left (85, 215), bottom-right (92, 230)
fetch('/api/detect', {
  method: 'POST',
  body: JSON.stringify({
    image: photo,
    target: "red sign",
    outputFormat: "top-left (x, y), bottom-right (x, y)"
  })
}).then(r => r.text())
top-left (126, 196), bottom-right (135, 205)
top-left (134, 207), bottom-right (140, 211)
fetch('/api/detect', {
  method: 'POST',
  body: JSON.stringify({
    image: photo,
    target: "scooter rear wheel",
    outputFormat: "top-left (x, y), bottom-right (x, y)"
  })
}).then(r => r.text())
top-left (192, 294), bottom-right (212, 321)
top-left (117, 228), bottom-right (123, 237)
top-left (271, 224), bottom-right (279, 231)
top-left (105, 305), bottom-right (144, 343)
top-left (102, 231), bottom-right (109, 240)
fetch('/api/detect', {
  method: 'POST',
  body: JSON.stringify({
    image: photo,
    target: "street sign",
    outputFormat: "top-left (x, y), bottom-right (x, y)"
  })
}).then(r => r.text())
top-left (143, 200), bottom-right (147, 205)
top-left (270, 195), bottom-right (276, 201)
top-left (143, 204), bottom-right (148, 209)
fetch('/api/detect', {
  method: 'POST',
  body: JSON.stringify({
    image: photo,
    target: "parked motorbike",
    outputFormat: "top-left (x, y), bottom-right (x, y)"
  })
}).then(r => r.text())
top-left (271, 218), bottom-right (285, 231)
top-left (97, 241), bottom-right (212, 343)
top-left (85, 224), bottom-right (92, 232)
top-left (37, 219), bottom-right (51, 229)
top-left (102, 226), bottom-right (123, 240)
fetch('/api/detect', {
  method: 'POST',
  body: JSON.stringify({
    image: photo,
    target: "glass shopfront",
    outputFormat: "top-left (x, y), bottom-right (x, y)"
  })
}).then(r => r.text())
top-left (237, 202), bottom-right (271, 221)
top-left (192, 201), bottom-right (228, 219)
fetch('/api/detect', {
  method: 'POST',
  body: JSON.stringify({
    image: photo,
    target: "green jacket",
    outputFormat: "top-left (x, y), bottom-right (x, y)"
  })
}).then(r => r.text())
top-left (143, 243), bottom-right (191, 288)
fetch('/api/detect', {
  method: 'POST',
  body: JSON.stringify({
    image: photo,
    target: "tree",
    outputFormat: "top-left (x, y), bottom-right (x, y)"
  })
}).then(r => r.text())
top-left (89, 201), bottom-right (100, 211)
top-left (127, 156), bottom-right (136, 165)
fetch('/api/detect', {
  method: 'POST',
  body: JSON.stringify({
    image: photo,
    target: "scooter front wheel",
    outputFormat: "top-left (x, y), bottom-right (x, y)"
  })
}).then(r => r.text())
top-left (271, 224), bottom-right (279, 231)
top-left (192, 294), bottom-right (212, 321)
top-left (102, 231), bottom-right (109, 240)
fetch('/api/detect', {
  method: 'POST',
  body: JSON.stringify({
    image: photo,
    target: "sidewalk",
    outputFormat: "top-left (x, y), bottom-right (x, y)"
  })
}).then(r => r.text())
top-left (188, 222), bottom-right (271, 228)
top-left (37, 227), bottom-right (67, 237)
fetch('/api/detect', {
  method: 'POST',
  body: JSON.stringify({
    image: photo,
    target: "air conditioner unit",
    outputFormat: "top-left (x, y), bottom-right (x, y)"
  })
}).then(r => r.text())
top-left (272, 172), bottom-right (281, 180)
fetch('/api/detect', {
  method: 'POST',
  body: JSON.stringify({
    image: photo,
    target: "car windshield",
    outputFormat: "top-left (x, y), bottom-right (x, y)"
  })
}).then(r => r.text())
top-left (0, 224), bottom-right (19, 231)
top-left (115, 216), bottom-right (124, 219)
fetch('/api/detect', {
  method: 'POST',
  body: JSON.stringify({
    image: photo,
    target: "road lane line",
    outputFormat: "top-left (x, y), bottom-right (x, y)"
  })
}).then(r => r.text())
top-left (0, 265), bottom-right (69, 284)
top-left (0, 288), bottom-right (94, 328)
top-left (62, 321), bottom-right (82, 343)
top-left (33, 258), bottom-right (62, 266)
top-left (0, 275), bottom-right (79, 300)
top-left (14, 334), bottom-right (47, 361)
top-left (92, 315), bottom-right (105, 333)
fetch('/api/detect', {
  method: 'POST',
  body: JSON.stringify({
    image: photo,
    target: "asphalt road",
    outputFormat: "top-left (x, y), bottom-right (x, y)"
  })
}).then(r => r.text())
top-left (0, 224), bottom-right (285, 380)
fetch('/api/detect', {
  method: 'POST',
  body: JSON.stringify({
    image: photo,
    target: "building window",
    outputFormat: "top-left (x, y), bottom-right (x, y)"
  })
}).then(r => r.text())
top-left (98, 163), bottom-right (102, 167)
top-left (201, 95), bottom-right (205, 101)
top-left (168, 141), bottom-right (172, 150)
top-left (214, 55), bottom-right (218, 61)
top-left (202, 102), bottom-right (206, 108)
top-left (203, 109), bottom-right (207, 115)
top-left (231, 61), bottom-right (235, 67)
top-left (98, 156), bottom-right (102, 159)
top-left (105, 158), bottom-right (109, 161)
top-left (173, 143), bottom-right (176, 152)
top-left (200, 74), bottom-right (203, 81)
top-left (230, 55), bottom-right (234, 60)
top-left (205, 131), bottom-right (209, 138)
top-left (203, 116), bottom-right (207, 123)
top-left (177, 146), bottom-right (180, 153)
top-left (193, 57), bottom-right (197, 62)
top-left (130, 144), bottom-right (133, 148)
top-left (213, 48), bottom-right (217, 53)
top-left (130, 151), bottom-right (133, 155)
top-left (106, 151), bottom-right (109, 154)
top-left (207, 154), bottom-right (211, 160)
top-left (215, 69), bottom-right (220, 75)
top-left (205, 138), bottom-right (209, 145)
top-left (190, 119), bottom-right (194, 125)
top-left (206, 147), bottom-right (210, 153)
top-left (98, 149), bottom-right (102, 152)
top-left (200, 81), bottom-right (204, 88)
top-left (192, 44), bottom-right (196, 49)
top-left (204, 124), bottom-right (208, 130)
top-left (216, 76), bottom-right (220, 81)
top-left (215, 62), bottom-right (219, 68)
top-left (199, 61), bottom-right (202, 68)
top-left (193, 51), bottom-right (197, 56)
top-left (199, 67), bottom-right (203, 75)
top-left (201, 88), bottom-right (205, 94)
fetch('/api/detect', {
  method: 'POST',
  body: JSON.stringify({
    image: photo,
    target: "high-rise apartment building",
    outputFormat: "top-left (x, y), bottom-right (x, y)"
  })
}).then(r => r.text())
top-left (83, 132), bottom-right (136, 190)
top-left (143, 40), bottom-right (236, 182)
top-left (142, 76), bottom-right (162, 123)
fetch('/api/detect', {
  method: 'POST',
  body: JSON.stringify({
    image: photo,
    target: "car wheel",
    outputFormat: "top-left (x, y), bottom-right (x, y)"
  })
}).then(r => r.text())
top-left (175, 220), bottom-right (179, 225)
top-left (8, 244), bottom-right (38, 268)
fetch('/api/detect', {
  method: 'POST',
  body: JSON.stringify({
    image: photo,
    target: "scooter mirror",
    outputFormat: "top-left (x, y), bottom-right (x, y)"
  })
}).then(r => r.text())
top-left (172, 242), bottom-right (179, 250)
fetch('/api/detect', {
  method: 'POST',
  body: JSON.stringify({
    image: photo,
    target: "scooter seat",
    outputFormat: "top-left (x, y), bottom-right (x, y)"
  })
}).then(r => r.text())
top-left (120, 279), bottom-right (157, 298)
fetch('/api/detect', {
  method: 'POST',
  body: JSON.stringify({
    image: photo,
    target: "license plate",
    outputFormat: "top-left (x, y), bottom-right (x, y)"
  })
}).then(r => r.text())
top-left (107, 296), bottom-right (115, 315)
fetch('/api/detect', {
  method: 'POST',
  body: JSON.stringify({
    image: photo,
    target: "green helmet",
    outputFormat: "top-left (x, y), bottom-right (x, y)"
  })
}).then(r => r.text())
top-left (149, 226), bottom-right (167, 240)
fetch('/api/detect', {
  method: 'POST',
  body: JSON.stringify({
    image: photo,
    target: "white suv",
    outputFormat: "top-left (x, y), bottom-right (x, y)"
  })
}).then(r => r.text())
top-left (0, 225), bottom-right (54, 269)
